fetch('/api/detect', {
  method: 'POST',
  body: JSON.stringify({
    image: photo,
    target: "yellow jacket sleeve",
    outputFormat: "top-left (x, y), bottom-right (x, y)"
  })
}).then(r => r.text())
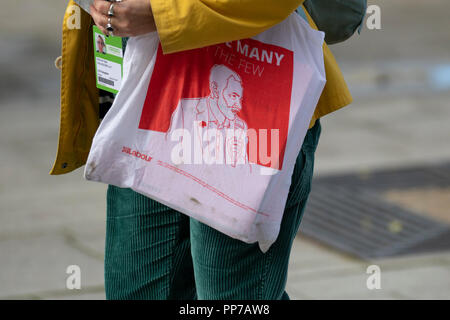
top-left (150, 0), bottom-right (305, 53)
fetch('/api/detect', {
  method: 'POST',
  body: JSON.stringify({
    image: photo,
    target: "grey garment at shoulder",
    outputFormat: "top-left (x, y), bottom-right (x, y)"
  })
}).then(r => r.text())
top-left (302, 0), bottom-right (367, 44)
top-left (73, 0), bottom-right (94, 13)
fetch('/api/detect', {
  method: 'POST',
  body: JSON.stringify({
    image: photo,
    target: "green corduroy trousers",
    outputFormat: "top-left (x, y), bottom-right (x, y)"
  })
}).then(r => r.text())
top-left (104, 120), bottom-right (321, 300)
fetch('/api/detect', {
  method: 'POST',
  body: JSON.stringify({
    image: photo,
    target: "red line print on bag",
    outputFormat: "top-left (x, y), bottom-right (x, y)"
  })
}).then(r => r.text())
top-left (122, 146), bottom-right (153, 162)
top-left (166, 65), bottom-right (254, 169)
top-left (139, 39), bottom-right (293, 170)
top-left (156, 159), bottom-right (270, 217)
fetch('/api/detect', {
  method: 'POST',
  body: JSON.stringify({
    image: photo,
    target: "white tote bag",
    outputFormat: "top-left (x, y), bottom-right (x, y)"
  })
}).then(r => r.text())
top-left (85, 13), bottom-right (326, 253)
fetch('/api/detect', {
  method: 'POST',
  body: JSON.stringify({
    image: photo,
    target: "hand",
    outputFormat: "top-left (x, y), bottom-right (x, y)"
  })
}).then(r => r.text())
top-left (90, 0), bottom-right (156, 37)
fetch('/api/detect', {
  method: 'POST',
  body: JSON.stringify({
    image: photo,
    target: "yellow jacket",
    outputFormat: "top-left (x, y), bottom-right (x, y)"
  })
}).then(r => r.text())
top-left (50, 0), bottom-right (352, 175)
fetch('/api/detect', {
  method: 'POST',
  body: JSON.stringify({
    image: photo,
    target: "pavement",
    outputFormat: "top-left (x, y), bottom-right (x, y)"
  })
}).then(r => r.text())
top-left (0, 0), bottom-right (449, 299)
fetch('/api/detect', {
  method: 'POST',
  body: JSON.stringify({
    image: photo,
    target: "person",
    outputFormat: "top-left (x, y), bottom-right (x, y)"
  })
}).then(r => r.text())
top-left (167, 64), bottom-right (248, 168)
top-left (51, 0), bottom-right (353, 299)
top-left (95, 34), bottom-right (106, 54)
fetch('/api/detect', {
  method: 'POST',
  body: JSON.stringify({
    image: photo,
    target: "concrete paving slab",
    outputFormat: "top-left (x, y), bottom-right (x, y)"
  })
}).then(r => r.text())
top-left (0, 233), bottom-right (104, 299)
top-left (315, 92), bottom-right (450, 175)
top-left (48, 291), bottom-right (106, 300)
top-left (287, 237), bottom-right (363, 272)
top-left (379, 266), bottom-right (450, 300)
top-left (285, 284), bottom-right (313, 300)
top-left (287, 237), bottom-right (450, 299)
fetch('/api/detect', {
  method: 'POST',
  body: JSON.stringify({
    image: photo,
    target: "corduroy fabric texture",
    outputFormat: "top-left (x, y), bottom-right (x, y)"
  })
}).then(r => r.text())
top-left (104, 120), bottom-right (321, 300)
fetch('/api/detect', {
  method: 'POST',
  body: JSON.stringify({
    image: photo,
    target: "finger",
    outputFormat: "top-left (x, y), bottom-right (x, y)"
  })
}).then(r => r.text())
top-left (97, 1), bottom-right (128, 36)
top-left (90, 5), bottom-right (109, 35)
top-left (105, 1), bottom-right (127, 23)
top-left (96, 0), bottom-right (127, 18)
top-left (93, 0), bottom-right (111, 16)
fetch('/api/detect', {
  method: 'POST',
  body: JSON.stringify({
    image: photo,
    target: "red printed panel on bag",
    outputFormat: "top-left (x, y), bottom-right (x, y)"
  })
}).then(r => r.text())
top-left (138, 39), bottom-right (293, 170)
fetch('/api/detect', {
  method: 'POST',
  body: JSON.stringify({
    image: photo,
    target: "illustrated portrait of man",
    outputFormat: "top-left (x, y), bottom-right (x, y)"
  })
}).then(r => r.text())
top-left (167, 65), bottom-right (249, 168)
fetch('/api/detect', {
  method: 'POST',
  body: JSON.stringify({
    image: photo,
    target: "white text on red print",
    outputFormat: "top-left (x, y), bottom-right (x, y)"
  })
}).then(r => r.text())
top-left (214, 41), bottom-right (286, 78)
top-left (122, 146), bottom-right (153, 162)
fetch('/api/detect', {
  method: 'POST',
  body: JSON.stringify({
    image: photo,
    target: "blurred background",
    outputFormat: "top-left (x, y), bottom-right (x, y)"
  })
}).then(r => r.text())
top-left (0, 0), bottom-right (449, 299)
